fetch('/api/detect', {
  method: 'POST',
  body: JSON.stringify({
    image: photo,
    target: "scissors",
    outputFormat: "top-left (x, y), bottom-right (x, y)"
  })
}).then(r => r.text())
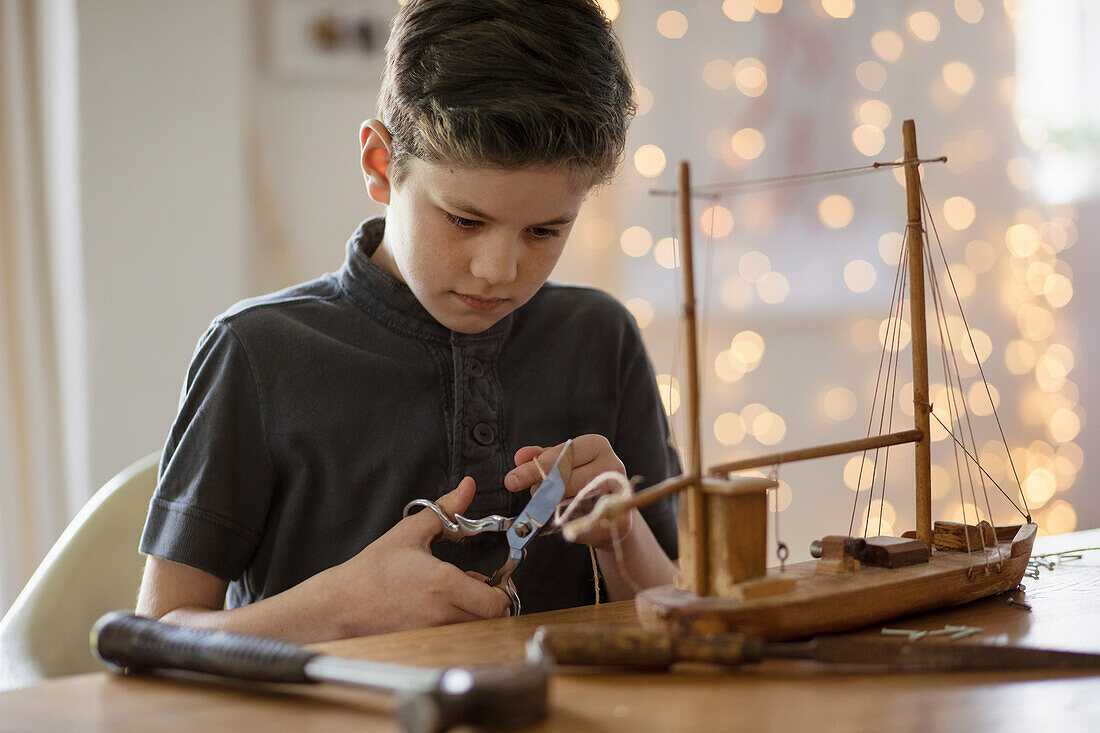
top-left (403, 440), bottom-right (574, 617)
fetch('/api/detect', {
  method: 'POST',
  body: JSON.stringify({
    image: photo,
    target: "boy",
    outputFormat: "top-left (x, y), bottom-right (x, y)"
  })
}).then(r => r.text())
top-left (136, 0), bottom-right (680, 643)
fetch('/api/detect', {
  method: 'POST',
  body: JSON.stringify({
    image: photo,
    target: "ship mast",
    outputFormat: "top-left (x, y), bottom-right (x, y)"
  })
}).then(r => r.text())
top-left (902, 119), bottom-right (933, 548)
top-left (677, 161), bottom-right (708, 594)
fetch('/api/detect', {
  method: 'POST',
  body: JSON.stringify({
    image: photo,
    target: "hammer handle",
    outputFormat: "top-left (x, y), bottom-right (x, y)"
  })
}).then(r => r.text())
top-left (533, 625), bottom-right (764, 668)
top-left (92, 611), bottom-right (317, 684)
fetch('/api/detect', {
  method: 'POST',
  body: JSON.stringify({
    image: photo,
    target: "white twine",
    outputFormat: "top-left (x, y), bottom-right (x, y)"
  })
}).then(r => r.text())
top-left (554, 470), bottom-right (635, 543)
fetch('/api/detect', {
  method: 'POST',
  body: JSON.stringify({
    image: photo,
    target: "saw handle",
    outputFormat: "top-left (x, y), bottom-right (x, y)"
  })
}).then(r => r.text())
top-left (532, 625), bottom-right (765, 669)
top-left (91, 611), bottom-right (317, 684)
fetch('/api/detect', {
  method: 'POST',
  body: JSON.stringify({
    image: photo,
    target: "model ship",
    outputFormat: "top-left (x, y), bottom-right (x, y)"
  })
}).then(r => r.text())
top-left (591, 120), bottom-right (1037, 641)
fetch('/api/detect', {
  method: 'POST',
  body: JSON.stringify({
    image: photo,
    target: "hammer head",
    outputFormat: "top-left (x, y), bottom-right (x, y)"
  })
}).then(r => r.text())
top-left (395, 644), bottom-right (550, 733)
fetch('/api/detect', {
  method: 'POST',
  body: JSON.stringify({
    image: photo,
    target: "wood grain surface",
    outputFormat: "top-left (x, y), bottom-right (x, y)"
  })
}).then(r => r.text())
top-left (2, 529), bottom-right (1098, 732)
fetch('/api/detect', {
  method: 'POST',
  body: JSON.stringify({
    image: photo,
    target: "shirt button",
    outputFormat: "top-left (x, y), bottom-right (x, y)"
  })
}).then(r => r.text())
top-left (465, 357), bottom-right (485, 378)
top-left (472, 422), bottom-right (495, 445)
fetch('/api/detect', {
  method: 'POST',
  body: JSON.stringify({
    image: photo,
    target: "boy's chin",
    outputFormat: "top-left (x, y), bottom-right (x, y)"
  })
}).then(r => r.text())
top-left (431, 307), bottom-right (509, 335)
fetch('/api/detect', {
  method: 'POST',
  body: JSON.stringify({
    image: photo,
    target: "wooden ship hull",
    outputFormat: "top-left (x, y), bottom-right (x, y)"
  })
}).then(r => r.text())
top-left (637, 523), bottom-right (1036, 641)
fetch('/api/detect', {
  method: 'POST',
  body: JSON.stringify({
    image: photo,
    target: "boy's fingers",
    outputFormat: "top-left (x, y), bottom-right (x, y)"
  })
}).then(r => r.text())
top-left (434, 476), bottom-right (477, 516)
top-left (400, 476), bottom-right (477, 542)
top-left (505, 435), bottom-right (619, 493)
top-left (449, 571), bottom-right (512, 619)
top-left (512, 445), bottom-right (544, 466)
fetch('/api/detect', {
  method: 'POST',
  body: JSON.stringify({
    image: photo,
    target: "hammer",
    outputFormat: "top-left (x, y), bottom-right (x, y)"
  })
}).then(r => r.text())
top-left (91, 612), bottom-right (548, 732)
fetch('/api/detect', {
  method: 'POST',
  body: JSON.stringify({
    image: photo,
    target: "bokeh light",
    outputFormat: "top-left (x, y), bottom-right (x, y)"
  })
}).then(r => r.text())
top-left (653, 237), bottom-right (679, 269)
top-left (879, 317), bottom-right (912, 350)
top-left (597, 0), bottom-right (620, 21)
top-left (822, 0), bottom-right (854, 19)
top-left (1005, 223), bottom-right (1040, 257)
top-left (634, 144), bottom-right (667, 177)
top-left (701, 205), bottom-right (735, 238)
top-left (731, 128), bottom-right (766, 159)
top-left (1049, 408), bottom-right (1081, 443)
top-left (624, 298), bottom-right (654, 329)
top-left (942, 62), bottom-right (976, 95)
top-left (739, 251), bottom-right (771, 282)
top-left (620, 226), bottom-right (653, 257)
top-left (703, 59), bottom-right (735, 90)
top-left (908, 11), bottom-right (941, 41)
top-left (753, 411), bottom-right (787, 445)
top-left (965, 239), bottom-right (996, 273)
top-left (943, 196), bottom-right (976, 230)
top-left (844, 259), bottom-right (877, 292)
top-left (756, 271), bottom-right (790, 304)
top-left (715, 350), bottom-right (746, 382)
top-left (722, 0), bottom-right (754, 22)
top-left (871, 30), bottom-right (903, 62)
top-left (733, 58), bottom-right (768, 97)
top-left (1044, 500), bottom-right (1077, 534)
top-left (714, 412), bottom-right (747, 445)
top-left (856, 61), bottom-right (887, 92)
top-left (954, 0), bottom-right (983, 23)
top-left (656, 10), bottom-right (688, 39)
top-left (730, 330), bottom-right (766, 364)
top-left (656, 374), bottom-right (680, 415)
top-left (968, 381), bottom-right (1000, 416)
top-left (853, 124), bottom-right (886, 156)
top-left (844, 456), bottom-right (876, 491)
top-left (819, 195), bottom-right (855, 228)
top-left (858, 99), bottom-right (893, 129)
top-left (878, 232), bottom-right (903, 265)
top-left (824, 387), bottom-right (858, 421)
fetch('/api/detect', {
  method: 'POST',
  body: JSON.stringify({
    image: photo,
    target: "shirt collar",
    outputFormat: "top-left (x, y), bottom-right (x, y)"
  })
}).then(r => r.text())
top-left (338, 217), bottom-right (515, 344)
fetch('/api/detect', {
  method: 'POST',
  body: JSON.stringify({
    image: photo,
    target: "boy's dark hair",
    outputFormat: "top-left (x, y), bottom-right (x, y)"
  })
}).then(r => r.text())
top-left (378, 0), bottom-right (634, 188)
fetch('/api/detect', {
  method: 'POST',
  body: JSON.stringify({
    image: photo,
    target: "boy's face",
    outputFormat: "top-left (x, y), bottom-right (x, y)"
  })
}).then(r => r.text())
top-left (364, 132), bottom-right (589, 334)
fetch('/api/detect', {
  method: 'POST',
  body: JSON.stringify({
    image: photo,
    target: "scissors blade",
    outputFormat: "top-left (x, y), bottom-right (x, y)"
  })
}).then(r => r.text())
top-left (507, 439), bottom-right (573, 551)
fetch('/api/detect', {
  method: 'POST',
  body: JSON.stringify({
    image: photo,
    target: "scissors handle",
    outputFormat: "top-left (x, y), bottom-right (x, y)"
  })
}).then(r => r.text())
top-left (489, 552), bottom-right (523, 617)
top-left (403, 499), bottom-right (512, 541)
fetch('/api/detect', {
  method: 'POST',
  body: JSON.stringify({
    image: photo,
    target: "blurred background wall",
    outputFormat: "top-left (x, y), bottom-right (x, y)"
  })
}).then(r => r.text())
top-left (1, 0), bottom-right (1096, 613)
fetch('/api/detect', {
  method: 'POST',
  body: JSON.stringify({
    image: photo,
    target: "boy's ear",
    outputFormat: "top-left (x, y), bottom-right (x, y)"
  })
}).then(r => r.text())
top-left (360, 119), bottom-right (393, 205)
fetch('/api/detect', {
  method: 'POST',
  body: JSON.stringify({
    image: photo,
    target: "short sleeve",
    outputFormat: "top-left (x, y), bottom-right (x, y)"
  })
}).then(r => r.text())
top-left (613, 315), bottom-right (681, 560)
top-left (139, 321), bottom-right (276, 581)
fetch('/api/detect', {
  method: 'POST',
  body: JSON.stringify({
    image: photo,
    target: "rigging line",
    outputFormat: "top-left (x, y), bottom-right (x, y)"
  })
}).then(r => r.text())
top-left (927, 243), bottom-right (980, 553)
top-left (878, 260), bottom-right (908, 535)
top-left (915, 193), bottom-right (985, 563)
top-left (920, 193), bottom-right (998, 535)
top-left (863, 260), bottom-right (907, 539)
top-left (920, 189), bottom-right (1018, 529)
top-left (697, 194), bottom-right (719, 426)
top-left (877, 280), bottom-right (907, 536)
top-left (647, 157), bottom-right (949, 199)
top-left (666, 189), bottom-right (684, 458)
top-left (922, 226), bottom-right (989, 553)
top-left (849, 228), bottom-right (909, 537)
top-left (929, 410), bottom-right (1029, 517)
top-left (918, 187), bottom-right (1031, 523)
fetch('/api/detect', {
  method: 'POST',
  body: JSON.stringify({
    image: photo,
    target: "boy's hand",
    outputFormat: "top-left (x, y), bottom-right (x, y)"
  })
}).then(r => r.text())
top-left (325, 477), bottom-right (512, 637)
top-left (504, 434), bottom-right (632, 547)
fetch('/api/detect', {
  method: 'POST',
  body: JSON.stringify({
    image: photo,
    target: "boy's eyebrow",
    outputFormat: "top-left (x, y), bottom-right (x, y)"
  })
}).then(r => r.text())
top-left (440, 198), bottom-right (577, 227)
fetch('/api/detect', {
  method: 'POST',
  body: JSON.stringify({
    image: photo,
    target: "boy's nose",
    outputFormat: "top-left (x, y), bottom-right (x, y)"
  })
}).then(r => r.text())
top-left (469, 236), bottom-right (519, 286)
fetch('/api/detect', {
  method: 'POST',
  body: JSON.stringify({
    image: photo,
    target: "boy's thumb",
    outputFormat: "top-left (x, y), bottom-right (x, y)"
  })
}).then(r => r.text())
top-left (434, 476), bottom-right (477, 518)
top-left (401, 477), bottom-right (478, 544)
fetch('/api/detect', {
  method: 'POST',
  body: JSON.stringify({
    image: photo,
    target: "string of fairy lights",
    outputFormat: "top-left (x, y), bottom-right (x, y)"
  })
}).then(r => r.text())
top-left (591, 0), bottom-right (1082, 538)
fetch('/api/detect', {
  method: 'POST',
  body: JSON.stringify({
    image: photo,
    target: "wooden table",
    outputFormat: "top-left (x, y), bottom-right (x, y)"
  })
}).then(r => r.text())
top-left (3, 530), bottom-right (1099, 732)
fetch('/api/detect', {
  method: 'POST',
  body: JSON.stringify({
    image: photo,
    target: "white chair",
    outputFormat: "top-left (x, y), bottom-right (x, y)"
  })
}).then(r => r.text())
top-left (0, 453), bottom-right (159, 691)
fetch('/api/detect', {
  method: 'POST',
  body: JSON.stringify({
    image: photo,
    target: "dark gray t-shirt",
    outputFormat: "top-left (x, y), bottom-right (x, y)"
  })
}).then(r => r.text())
top-left (140, 218), bottom-right (680, 613)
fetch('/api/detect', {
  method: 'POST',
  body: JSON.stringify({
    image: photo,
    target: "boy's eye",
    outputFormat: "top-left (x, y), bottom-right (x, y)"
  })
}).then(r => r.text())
top-left (445, 213), bottom-right (482, 230)
top-left (530, 227), bottom-right (563, 239)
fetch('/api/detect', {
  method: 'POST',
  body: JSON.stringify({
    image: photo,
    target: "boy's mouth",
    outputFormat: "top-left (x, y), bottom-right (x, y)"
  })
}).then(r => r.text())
top-left (455, 292), bottom-right (506, 312)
